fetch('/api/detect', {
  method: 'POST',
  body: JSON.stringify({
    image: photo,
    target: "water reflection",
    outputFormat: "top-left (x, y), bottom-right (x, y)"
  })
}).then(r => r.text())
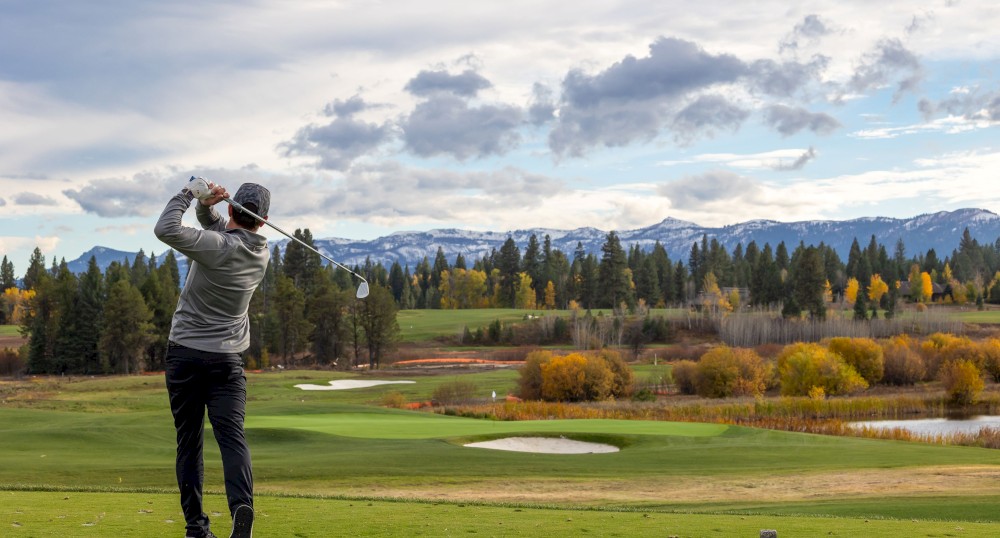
top-left (850, 415), bottom-right (1000, 435)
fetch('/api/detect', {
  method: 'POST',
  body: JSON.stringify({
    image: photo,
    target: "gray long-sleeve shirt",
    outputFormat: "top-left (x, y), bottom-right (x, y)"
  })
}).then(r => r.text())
top-left (154, 189), bottom-right (270, 353)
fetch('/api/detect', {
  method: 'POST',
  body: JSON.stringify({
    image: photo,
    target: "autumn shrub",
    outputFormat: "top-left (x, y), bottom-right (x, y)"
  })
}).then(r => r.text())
top-left (827, 337), bottom-right (884, 384)
top-left (881, 335), bottom-right (925, 385)
top-left (432, 379), bottom-right (479, 405)
top-left (519, 350), bottom-right (632, 402)
top-left (694, 346), bottom-right (771, 398)
top-left (939, 359), bottom-right (984, 406)
top-left (919, 333), bottom-right (980, 379)
top-left (381, 391), bottom-right (407, 408)
top-left (777, 342), bottom-right (868, 397)
top-left (517, 350), bottom-right (553, 400)
top-left (672, 360), bottom-right (698, 395)
top-left (597, 349), bottom-right (635, 398)
top-left (980, 339), bottom-right (1000, 382)
top-left (540, 353), bottom-right (611, 402)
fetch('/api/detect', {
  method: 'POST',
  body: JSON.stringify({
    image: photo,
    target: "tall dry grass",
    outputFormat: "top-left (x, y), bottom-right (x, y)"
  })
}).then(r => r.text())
top-left (717, 309), bottom-right (963, 347)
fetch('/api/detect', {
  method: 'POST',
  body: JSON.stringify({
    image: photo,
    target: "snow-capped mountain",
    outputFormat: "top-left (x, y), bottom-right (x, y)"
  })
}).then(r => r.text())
top-left (68, 208), bottom-right (1000, 274)
top-left (306, 208), bottom-right (1000, 269)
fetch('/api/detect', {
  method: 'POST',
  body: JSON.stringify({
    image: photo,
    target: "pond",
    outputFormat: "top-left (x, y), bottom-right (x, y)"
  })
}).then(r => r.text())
top-left (849, 415), bottom-right (1000, 436)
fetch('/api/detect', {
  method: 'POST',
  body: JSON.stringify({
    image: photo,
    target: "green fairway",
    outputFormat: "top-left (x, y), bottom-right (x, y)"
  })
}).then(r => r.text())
top-left (5, 371), bottom-right (1000, 534)
top-left (248, 412), bottom-right (727, 439)
top-left (396, 308), bottom-right (685, 342)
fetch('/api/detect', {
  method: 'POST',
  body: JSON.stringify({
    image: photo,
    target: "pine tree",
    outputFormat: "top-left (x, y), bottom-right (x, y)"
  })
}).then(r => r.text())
top-left (23, 247), bottom-right (46, 291)
top-left (99, 280), bottom-right (154, 374)
top-left (598, 231), bottom-right (633, 309)
top-left (308, 279), bottom-right (351, 366)
top-left (853, 290), bottom-right (869, 320)
top-left (793, 246), bottom-right (827, 319)
top-left (0, 256), bottom-right (15, 291)
top-left (356, 285), bottom-right (400, 369)
top-left (496, 237), bottom-right (520, 308)
top-left (388, 262), bottom-right (406, 304)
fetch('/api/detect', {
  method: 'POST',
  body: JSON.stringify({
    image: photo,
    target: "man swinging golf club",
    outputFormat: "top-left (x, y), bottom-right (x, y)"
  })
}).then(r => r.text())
top-left (154, 177), bottom-right (270, 538)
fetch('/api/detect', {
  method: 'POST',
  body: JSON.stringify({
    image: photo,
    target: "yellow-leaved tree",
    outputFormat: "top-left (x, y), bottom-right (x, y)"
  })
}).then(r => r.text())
top-left (701, 271), bottom-right (731, 312)
top-left (920, 271), bottom-right (933, 303)
top-left (868, 274), bottom-right (888, 304)
top-left (515, 272), bottom-right (536, 309)
top-left (844, 277), bottom-right (860, 305)
top-left (544, 281), bottom-right (556, 310)
top-left (2, 288), bottom-right (35, 325)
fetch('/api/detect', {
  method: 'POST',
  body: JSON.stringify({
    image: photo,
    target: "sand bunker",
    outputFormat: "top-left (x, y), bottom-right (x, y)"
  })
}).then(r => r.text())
top-left (465, 436), bottom-right (619, 454)
top-left (295, 380), bottom-right (415, 391)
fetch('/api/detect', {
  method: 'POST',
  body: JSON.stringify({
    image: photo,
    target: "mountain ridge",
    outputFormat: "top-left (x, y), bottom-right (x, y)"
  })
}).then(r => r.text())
top-left (66, 208), bottom-right (1000, 276)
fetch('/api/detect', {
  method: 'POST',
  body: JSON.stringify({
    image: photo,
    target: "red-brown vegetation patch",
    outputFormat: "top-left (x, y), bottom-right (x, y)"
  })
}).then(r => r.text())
top-left (392, 358), bottom-right (524, 367)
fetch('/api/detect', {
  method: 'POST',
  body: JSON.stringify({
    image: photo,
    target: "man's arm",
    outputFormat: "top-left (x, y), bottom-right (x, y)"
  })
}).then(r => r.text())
top-left (196, 201), bottom-right (228, 231)
top-left (154, 188), bottom-right (231, 267)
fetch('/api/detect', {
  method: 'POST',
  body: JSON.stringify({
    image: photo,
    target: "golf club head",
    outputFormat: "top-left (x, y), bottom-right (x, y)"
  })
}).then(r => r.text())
top-left (356, 281), bottom-right (370, 299)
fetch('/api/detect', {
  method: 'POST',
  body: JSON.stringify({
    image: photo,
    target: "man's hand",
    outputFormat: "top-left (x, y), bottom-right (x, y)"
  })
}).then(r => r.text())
top-left (200, 182), bottom-right (229, 206)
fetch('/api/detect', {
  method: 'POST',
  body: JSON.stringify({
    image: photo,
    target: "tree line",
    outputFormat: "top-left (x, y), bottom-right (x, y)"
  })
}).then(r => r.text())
top-left (377, 227), bottom-right (1000, 315)
top-left (1, 228), bottom-right (399, 375)
top-left (2, 226), bottom-right (999, 375)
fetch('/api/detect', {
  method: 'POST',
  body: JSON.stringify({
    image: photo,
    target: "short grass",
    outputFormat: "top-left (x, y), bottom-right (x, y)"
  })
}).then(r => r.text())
top-left (0, 324), bottom-right (22, 337)
top-left (5, 491), bottom-right (999, 537)
top-left (396, 308), bottom-right (686, 342)
top-left (954, 309), bottom-right (1000, 324)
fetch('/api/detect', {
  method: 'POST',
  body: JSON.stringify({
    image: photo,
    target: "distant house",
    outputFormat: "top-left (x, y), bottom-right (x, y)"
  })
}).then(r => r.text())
top-left (897, 281), bottom-right (947, 302)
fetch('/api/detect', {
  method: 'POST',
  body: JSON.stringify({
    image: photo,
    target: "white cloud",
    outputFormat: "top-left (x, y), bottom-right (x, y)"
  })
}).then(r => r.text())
top-left (657, 148), bottom-right (817, 170)
top-left (0, 236), bottom-right (60, 258)
top-left (851, 115), bottom-right (994, 139)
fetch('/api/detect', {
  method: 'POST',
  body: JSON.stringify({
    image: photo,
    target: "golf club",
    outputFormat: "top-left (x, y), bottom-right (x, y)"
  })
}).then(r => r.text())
top-left (188, 176), bottom-right (370, 299)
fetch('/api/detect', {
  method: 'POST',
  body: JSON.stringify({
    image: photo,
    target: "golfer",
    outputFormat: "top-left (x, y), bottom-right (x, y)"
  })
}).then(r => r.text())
top-left (154, 178), bottom-right (271, 538)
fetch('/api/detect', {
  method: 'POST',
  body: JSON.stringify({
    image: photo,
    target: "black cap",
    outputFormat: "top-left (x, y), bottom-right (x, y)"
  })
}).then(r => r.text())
top-left (233, 183), bottom-right (270, 218)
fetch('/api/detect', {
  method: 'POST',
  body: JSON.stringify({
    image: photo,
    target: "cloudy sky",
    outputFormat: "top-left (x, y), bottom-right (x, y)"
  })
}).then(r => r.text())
top-left (1, 1), bottom-right (998, 274)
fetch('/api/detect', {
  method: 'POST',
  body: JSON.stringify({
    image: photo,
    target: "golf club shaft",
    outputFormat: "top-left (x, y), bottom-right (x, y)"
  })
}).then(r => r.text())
top-left (224, 197), bottom-right (369, 285)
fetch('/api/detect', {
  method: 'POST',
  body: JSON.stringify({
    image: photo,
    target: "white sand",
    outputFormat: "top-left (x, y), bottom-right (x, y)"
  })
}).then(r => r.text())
top-left (465, 436), bottom-right (619, 454)
top-left (294, 380), bottom-right (416, 391)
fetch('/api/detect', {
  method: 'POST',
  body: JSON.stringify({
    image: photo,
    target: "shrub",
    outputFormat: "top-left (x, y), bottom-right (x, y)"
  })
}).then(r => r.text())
top-left (777, 342), bottom-right (868, 397)
top-left (881, 335), bottom-right (925, 385)
top-left (632, 388), bottom-right (656, 402)
top-left (597, 349), bottom-right (635, 398)
top-left (827, 337), bottom-right (884, 384)
top-left (672, 360), bottom-right (698, 395)
top-left (381, 391), bottom-right (407, 408)
top-left (432, 379), bottom-right (479, 405)
top-left (980, 339), bottom-right (1000, 382)
top-left (920, 333), bottom-right (980, 379)
top-left (520, 350), bottom-right (626, 402)
top-left (939, 359), bottom-right (984, 406)
top-left (541, 353), bottom-right (613, 402)
top-left (517, 350), bottom-right (553, 400)
top-left (694, 346), bottom-right (771, 398)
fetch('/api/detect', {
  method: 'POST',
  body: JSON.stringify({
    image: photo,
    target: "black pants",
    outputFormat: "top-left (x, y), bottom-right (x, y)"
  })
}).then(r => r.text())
top-left (166, 343), bottom-right (253, 538)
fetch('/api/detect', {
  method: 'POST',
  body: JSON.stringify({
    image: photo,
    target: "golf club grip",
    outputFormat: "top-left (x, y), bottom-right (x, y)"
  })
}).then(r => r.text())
top-left (223, 198), bottom-right (368, 284)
